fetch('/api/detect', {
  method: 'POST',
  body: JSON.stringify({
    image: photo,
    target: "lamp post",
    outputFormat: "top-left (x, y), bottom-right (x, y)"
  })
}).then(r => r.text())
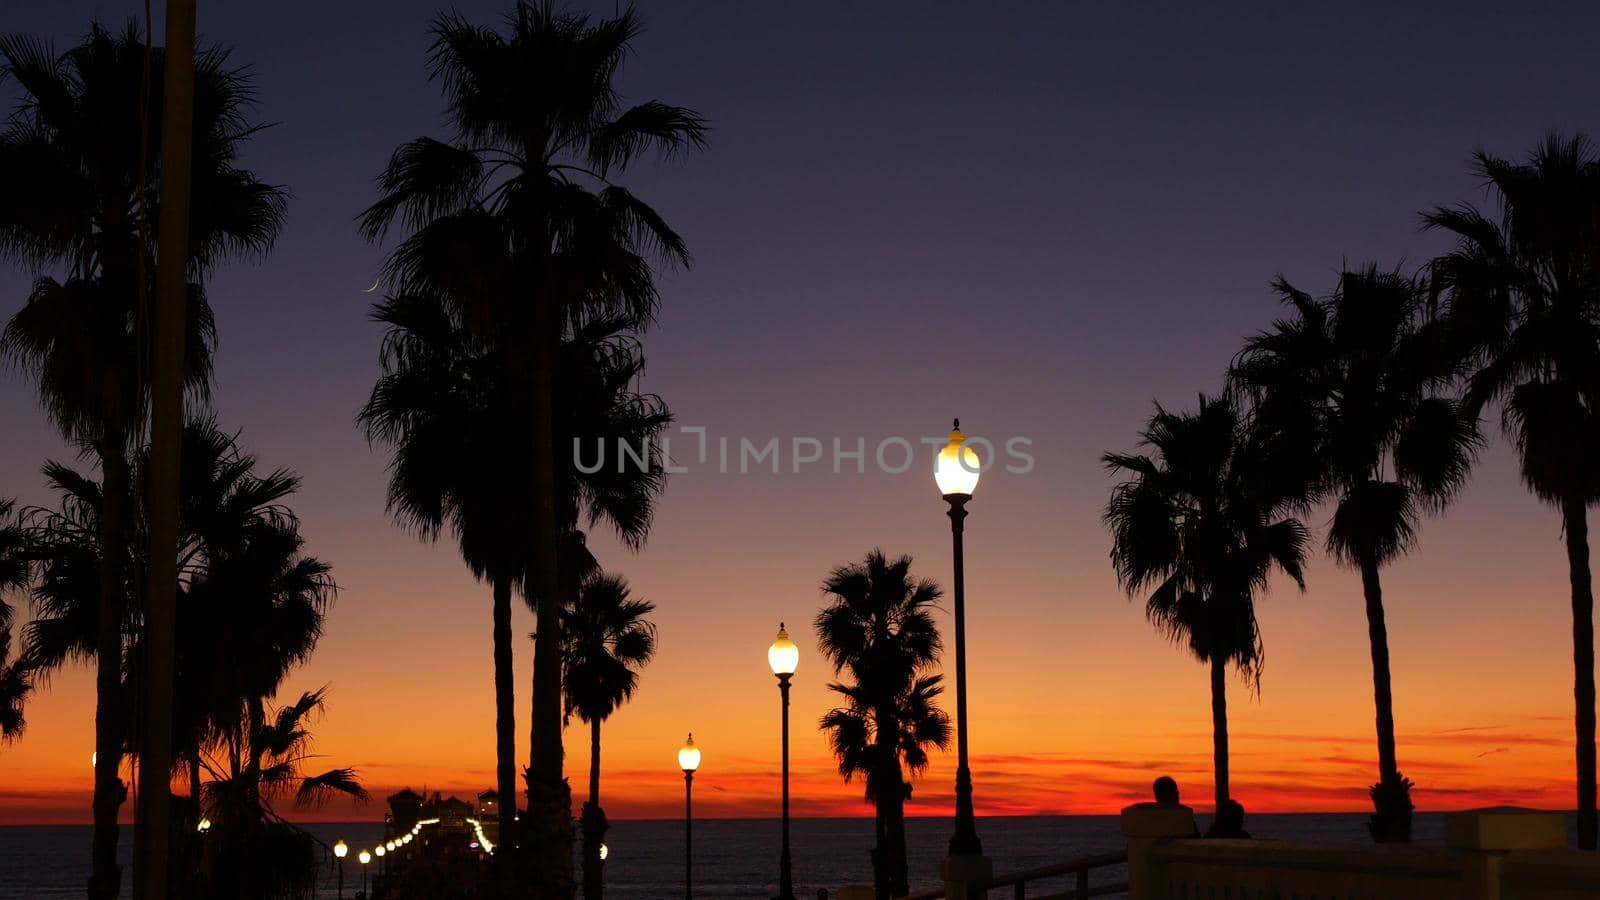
top-left (374, 844), bottom-right (385, 879)
top-left (358, 849), bottom-right (371, 897)
top-left (768, 624), bottom-right (799, 900)
top-left (935, 419), bottom-right (983, 859)
top-left (679, 733), bottom-right (701, 900)
top-left (333, 840), bottom-right (348, 899)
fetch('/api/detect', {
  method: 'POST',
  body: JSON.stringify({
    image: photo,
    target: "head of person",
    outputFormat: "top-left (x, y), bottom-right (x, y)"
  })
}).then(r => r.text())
top-left (1219, 799), bottom-right (1246, 828)
top-left (1152, 776), bottom-right (1180, 805)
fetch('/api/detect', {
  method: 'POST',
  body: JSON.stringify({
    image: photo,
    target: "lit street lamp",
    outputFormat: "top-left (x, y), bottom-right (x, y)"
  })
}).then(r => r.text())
top-left (333, 840), bottom-right (348, 899)
top-left (374, 843), bottom-right (385, 878)
top-left (679, 733), bottom-right (701, 900)
top-left (358, 849), bottom-right (371, 897)
top-left (768, 624), bottom-right (799, 900)
top-left (935, 420), bottom-right (986, 862)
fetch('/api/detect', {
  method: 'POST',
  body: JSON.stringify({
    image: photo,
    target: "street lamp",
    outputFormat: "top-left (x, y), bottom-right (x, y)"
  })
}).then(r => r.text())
top-left (196, 818), bottom-right (211, 833)
top-left (768, 624), bottom-right (799, 900)
top-left (935, 419), bottom-right (984, 859)
top-left (679, 733), bottom-right (701, 900)
top-left (333, 840), bottom-right (348, 900)
top-left (358, 849), bottom-right (371, 897)
top-left (374, 844), bottom-right (385, 878)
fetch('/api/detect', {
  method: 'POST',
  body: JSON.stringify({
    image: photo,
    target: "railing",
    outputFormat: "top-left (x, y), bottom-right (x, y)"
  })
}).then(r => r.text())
top-left (895, 849), bottom-right (1129, 900)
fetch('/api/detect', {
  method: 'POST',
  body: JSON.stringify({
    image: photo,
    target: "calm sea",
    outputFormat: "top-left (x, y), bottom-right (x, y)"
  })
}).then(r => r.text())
top-left (0, 813), bottom-right (1450, 898)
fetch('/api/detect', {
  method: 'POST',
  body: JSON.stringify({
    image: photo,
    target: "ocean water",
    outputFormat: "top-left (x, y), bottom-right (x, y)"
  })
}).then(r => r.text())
top-left (0, 813), bottom-right (1450, 898)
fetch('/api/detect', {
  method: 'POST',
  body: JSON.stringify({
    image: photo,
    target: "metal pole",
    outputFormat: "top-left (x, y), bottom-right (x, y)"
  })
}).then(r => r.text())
top-left (947, 495), bottom-right (982, 855)
top-left (684, 770), bottom-right (694, 900)
top-left (777, 673), bottom-right (795, 900)
top-left (337, 857), bottom-right (344, 900)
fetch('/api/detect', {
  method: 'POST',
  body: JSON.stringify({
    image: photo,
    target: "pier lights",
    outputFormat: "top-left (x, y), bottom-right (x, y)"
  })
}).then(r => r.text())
top-left (333, 840), bottom-right (348, 899)
top-left (935, 419), bottom-right (985, 861)
top-left (679, 733), bottom-right (701, 900)
top-left (768, 624), bottom-right (799, 900)
top-left (358, 849), bottom-right (371, 896)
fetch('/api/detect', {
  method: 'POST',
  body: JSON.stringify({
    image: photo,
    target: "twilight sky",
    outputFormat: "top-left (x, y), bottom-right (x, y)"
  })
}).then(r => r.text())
top-left (3, 0), bottom-right (1598, 823)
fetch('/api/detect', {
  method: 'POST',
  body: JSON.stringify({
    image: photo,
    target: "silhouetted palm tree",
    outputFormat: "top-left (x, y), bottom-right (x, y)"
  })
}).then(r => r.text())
top-left (197, 687), bottom-right (368, 900)
top-left (0, 499), bottom-right (31, 741)
top-left (0, 628), bottom-right (30, 742)
top-left (0, 26), bottom-right (284, 896)
top-left (361, 292), bottom-right (670, 852)
top-left (0, 498), bottom-right (30, 742)
top-left (1231, 266), bottom-right (1479, 841)
top-left (359, 4), bottom-right (703, 880)
top-left (1425, 132), bottom-right (1600, 849)
top-left (814, 551), bottom-right (951, 900)
top-left (561, 572), bottom-right (656, 900)
top-left (20, 422), bottom-right (333, 870)
top-left (1104, 396), bottom-right (1311, 820)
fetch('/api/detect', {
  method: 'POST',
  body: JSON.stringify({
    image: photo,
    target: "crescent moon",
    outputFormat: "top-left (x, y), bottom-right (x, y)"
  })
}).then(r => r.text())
top-left (363, 278), bottom-right (381, 293)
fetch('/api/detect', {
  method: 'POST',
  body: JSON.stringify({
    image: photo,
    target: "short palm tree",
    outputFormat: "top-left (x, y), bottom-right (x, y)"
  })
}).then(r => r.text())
top-left (0, 26), bottom-right (284, 896)
top-left (197, 687), bottom-right (368, 900)
top-left (359, 4), bottom-right (704, 879)
top-left (1104, 395), bottom-right (1311, 820)
top-left (1425, 132), bottom-right (1600, 849)
top-left (815, 550), bottom-right (951, 900)
top-left (0, 498), bottom-right (32, 742)
top-left (0, 627), bottom-right (30, 742)
top-left (20, 422), bottom-right (333, 808)
top-left (561, 572), bottom-right (656, 900)
top-left (1231, 266), bottom-right (1480, 841)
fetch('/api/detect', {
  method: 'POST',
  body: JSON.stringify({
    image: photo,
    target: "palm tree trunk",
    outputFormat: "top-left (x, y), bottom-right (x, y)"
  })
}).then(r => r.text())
top-left (526, 279), bottom-right (573, 894)
top-left (1564, 495), bottom-right (1597, 850)
top-left (1210, 654), bottom-right (1230, 815)
top-left (1361, 559), bottom-right (1411, 842)
top-left (582, 717), bottom-right (607, 900)
top-left (589, 718), bottom-right (601, 810)
top-left (885, 778), bottom-right (910, 898)
top-left (88, 442), bottom-right (128, 900)
top-left (871, 791), bottom-right (890, 900)
top-left (135, 2), bottom-right (198, 895)
top-left (491, 576), bottom-right (517, 859)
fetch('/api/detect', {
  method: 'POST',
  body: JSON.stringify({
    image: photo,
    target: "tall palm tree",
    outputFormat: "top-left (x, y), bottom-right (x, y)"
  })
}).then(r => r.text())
top-left (0, 25), bottom-right (284, 897)
top-left (361, 291), bottom-right (671, 855)
top-left (814, 550), bottom-right (951, 900)
top-left (561, 572), bottom-right (656, 900)
top-left (1230, 266), bottom-right (1480, 841)
top-left (359, 5), bottom-right (703, 882)
top-left (1425, 132), bottom-right (1600, 849)
top-left (1104, 396), bottom-right (1311, 820)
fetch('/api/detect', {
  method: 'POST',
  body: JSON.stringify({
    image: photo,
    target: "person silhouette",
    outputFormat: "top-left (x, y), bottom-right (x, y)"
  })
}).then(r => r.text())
top-left (1152, 775), bottom-right (1200, 836)
top-left (1206, 799), bottom-right (1252, 838)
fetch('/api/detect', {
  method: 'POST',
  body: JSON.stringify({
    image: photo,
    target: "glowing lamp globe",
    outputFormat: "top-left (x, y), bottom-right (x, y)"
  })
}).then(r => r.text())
top-left (374, 846), bottom-right (385, 858)
top-left (768, 624), bottom-right (799, 676)
top-left (678, 733), bottom-right (701, 773)
top-left (599, 843), bottom-right (609, 861)
top-left (334, 840), bottom-right (349, 859)
top-left (196, 818), bottom-right (211, 833)
top-left (359, 850), bottom-right (372, 866)
top-left (386, 840), bottom-right (396, 852)
top-left (934, 420), bottom-right (981, 497)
